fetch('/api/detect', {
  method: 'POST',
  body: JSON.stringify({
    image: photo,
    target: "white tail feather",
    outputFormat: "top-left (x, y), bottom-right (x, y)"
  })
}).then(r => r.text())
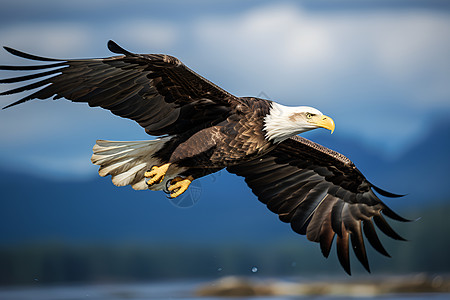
top-left (91, 137), bottom-right (186, 191)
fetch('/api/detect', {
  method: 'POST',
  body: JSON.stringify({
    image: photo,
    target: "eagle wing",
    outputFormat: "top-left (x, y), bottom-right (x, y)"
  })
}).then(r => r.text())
top-left (227, 135), bottom-right (409, 274)
top-left (0, 40), bottom-right (240, 136)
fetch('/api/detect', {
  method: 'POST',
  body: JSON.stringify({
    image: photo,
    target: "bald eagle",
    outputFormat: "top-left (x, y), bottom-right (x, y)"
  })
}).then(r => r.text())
top-left (0, 41), bottom-right (408, 274)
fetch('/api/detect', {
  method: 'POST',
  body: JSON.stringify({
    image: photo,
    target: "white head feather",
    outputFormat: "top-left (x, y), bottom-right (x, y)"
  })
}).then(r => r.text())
top-left (263, 102), bottom-right (332, 143)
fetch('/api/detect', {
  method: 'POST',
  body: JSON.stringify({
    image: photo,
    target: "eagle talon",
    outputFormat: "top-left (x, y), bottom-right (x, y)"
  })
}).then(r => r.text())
top-left (165, 178), bottom-right (174, 191)
top-left (164, 177), bottom-right (180, 193)
top-left (167, 176), bottom-right (194, 198)
top-left (145, 163), bottom-right (171, 186)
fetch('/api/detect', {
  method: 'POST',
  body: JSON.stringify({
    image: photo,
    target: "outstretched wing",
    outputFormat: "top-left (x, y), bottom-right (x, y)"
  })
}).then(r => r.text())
top-left (227, 135), bottom-right (409, 274)
top-left (0, 40), bottom-right (240, 136)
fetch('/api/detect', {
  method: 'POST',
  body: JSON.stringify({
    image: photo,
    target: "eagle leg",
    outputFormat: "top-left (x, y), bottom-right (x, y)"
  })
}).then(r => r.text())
top-left (167, 175), bottom-right (194, 198)
top-left (145, 163), bottom-right (171, 186)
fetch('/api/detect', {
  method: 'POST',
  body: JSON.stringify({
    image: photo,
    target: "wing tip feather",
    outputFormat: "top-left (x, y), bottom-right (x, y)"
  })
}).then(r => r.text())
top-left (382, 207), bottom-right (413, 223)
top-left (372, 184), bottom-right (405, 198)
top-left (107, 40), bottom-right (134, 56)
top-left (3, 100), bottom-right (23, 109)
top-left (3, 46), bottom-right (60, 61)
top-left (373, 214), bottom-right (407, 241)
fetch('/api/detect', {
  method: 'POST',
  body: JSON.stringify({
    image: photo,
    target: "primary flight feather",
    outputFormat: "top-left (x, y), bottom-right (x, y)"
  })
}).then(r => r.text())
top-left (0, 40), bottom-right (409, 274)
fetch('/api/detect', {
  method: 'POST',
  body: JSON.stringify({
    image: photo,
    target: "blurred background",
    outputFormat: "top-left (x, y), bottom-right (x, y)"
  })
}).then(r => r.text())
top-left (0, 0), bottom-right (449, 297)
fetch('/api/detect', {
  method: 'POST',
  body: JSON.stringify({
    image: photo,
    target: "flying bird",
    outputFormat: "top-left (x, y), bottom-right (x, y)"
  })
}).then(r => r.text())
top-left (0, 41), bottom-right (409, 274)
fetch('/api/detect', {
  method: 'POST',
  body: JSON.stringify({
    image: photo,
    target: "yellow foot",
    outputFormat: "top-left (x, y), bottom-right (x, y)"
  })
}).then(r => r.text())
top-left (168, 175), bottom-right (194, 198)
top-left (145, 163), bottom-right (171, 186)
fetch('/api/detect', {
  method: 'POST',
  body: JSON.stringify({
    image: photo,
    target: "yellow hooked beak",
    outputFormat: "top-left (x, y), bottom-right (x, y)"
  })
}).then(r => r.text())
top-left (315, 115), bottom-right (335, 134)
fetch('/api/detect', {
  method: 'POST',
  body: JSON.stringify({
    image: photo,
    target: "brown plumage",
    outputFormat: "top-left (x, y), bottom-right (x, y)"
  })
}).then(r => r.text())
top-left (0, 40), bottom-right (409, 274)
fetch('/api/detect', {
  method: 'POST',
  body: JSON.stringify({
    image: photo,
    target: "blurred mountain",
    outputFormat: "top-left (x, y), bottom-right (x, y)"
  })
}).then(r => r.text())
top-left (0, 119), bottom-right (449, 246)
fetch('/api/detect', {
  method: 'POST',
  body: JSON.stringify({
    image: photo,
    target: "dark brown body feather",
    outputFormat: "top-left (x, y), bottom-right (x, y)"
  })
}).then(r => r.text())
top-left (171, 97), bottom-right (274, 168)
top-left (0, 41), bottom-right (408, 274)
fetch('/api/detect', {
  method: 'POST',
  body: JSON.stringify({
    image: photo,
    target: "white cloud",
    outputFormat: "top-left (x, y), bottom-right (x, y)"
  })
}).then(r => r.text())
top-left (193, 4), bottom-right (338, 76)
top-left (0, 23), bottom-right (92, 56)
top-left (193, 3), bottom-right (450, 101)
top-left (112, 20), bottom-right (180, 51)
top-left (21, 154), bottom-right (96, 180)
top-left (0, 18), bottom-right (180, 58)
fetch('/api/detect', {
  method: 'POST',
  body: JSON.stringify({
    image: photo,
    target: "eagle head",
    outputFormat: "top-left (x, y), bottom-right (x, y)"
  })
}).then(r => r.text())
top-left (263, 103), bottom-right (335, 143)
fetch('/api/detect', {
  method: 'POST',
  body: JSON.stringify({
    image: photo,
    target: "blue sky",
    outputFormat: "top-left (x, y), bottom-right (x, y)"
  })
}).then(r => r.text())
top-left (0, 0), bottom-right (449, 179)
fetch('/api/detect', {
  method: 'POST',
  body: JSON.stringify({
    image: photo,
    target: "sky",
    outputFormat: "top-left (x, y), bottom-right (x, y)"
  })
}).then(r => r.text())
top-left (0, 0), bottom-right (449, 179)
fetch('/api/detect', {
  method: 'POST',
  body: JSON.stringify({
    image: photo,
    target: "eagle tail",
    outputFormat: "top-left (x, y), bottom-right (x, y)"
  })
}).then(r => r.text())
top-left (91, 137), bottom-right (185, 191)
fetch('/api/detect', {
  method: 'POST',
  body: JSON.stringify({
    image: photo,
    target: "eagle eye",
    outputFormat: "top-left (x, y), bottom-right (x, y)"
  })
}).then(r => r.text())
top-left (306, 113), bottom-right (313, 119)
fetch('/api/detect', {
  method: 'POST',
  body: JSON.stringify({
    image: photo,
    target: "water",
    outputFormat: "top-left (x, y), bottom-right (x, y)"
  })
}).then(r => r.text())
top-left (0, 281), bottom-right (448, 300)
